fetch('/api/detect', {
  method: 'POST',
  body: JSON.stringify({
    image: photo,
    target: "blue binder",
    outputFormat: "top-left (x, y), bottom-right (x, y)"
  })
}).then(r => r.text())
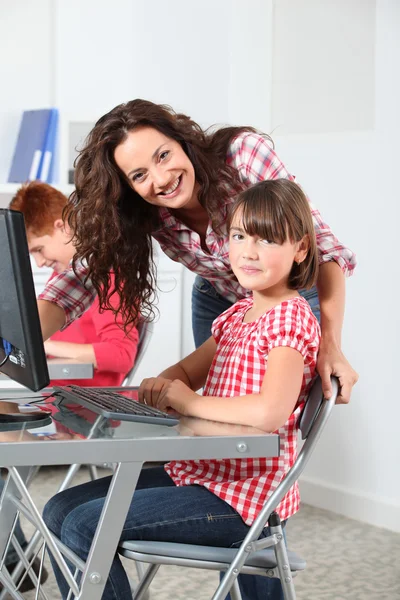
top-left (8, 109), bottom-right (54, 183)
top-left (37, 108), bottom-right (59, 183)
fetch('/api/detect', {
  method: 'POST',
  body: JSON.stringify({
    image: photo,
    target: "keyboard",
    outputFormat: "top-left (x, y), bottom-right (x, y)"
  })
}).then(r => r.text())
top-left (53, 385), bottom-right (179, 426)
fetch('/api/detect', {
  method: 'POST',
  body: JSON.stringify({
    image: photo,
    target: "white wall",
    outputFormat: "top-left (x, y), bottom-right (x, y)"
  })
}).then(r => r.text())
top-left (272, 0), bottom-right (399, 532)
top-left (0, 0), bottom-right (398, 532)
top-left (0, 0), bottom-right (53, 183)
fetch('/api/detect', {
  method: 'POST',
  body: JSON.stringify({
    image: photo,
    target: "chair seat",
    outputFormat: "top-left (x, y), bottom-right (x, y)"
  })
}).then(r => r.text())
top-left (119, 540), bottom-right (306, 571)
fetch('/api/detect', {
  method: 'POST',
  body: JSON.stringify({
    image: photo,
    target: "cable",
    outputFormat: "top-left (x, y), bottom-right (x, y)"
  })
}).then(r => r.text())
top-left (0, 392), bottom-right (59, 404)
top-left (1, 339), bottom-right (12, 367)
top-left (26, 392), bottom-right (60, 405)
top-left (0, 354), bottom-right (9, 368)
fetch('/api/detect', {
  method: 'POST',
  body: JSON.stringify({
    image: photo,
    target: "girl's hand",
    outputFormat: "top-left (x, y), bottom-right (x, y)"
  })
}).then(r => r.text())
top-left (157, 380), bottom-right (199, 416)
top-left (317, 339), bottom-right (358, 404)
top-left (138, 377), bottom-right (172, 407)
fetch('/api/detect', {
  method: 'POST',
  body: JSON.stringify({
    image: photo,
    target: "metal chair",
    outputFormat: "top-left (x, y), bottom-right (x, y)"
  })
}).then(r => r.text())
top-left (118, 376), bottom-right (339, 600)
top-left (121, 319), bottom-right (154, 387)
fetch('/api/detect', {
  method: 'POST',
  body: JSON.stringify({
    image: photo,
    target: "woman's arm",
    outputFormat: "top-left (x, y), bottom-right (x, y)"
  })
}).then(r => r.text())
top-left (317, 262), bottom-right (358, 403)
top-left (156, 347), bottom-right (305, 431)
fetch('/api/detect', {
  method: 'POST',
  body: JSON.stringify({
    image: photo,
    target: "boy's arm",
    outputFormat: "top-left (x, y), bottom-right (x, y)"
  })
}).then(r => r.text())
top-left (44, 340), bottom-right (97, 365)
top-left (139, 336), bottom-right (217, 405)
top-left (38, 300), bottom-right (66, 341)
top-left (157, 346), bottom-right (305, 431)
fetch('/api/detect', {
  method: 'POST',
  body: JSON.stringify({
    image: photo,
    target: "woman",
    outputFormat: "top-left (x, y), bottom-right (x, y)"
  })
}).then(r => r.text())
top-left (37, 99), bottom-right (357, 599)
top-left (38, 99), bottom-right (357, 401)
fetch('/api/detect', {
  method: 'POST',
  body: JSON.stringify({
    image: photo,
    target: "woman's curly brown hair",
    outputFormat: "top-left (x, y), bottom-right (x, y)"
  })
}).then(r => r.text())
top-left (65, 99), bottom-right (271, 330)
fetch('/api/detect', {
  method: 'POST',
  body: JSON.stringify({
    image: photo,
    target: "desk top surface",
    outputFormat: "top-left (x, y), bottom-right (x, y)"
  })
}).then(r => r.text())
top-left (0, 388), bottom-right (280, 466)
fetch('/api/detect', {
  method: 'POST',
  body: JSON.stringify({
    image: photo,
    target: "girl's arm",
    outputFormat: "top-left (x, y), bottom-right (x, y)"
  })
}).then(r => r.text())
top-left (156, 346), bottom-right (305, 432)
top-left (317, 262), bottom-right (358, 403)
top-left (139, 336), bottom-right (217, 406)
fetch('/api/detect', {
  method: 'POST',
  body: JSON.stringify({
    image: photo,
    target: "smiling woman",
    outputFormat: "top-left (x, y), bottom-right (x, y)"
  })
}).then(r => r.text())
top-left (33, 98), bottom-right (358, 600)
top-left (37, 99), bottom-right (357, 403)
top-left (114, 127), bottom-right (202, 217)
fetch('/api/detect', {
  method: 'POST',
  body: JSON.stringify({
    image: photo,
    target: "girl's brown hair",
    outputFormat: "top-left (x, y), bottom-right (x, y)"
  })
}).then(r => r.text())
top-left (65, 99), bottom-right (271, 328)
top-left (228, 179), bottom-right (318, 290)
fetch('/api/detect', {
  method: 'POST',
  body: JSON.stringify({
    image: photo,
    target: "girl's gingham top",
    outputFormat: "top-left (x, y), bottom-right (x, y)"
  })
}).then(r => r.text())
top-left (39, 132), bottom-right (356, 326)
top-left (165, 296), bottom-right (320, 526)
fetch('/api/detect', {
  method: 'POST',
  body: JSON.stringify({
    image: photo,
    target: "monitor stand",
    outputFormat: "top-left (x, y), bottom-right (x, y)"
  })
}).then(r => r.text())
top-left (0, 412), bottom-right (50, 424)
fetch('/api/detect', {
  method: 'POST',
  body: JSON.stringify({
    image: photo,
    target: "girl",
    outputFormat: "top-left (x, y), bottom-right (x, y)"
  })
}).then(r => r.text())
top-left (43, 179), bottom-right (321, 600)
top-left (37, 99), bottom-right (357, 408)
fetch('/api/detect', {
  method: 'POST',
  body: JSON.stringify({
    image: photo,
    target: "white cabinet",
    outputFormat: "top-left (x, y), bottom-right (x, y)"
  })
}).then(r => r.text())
top-left (128, 267), bottom-right (184, 384)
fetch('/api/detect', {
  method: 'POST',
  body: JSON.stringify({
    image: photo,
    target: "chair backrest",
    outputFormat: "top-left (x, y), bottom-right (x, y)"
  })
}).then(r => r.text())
top-left (238, 376), bottom-right (339, 542)
top-left (121, 319), bottom-right (154, 387)
top-left (300, 375), bottom-right (337, 440)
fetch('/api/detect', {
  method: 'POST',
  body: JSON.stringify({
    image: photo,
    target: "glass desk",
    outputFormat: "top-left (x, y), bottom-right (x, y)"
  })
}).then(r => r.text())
top-left (0, 390), bottom-right (279, 600)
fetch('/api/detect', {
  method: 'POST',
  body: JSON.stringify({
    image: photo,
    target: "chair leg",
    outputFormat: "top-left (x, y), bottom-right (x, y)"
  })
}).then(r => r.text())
top-left (132, 564), bottom-right (160, 599)
top-left (269, 513), bottom-right (296, 600)
top-left (57, 464), bottom-right (82, 492)
top-left (88, 465), bottom-right (98, 481)
top-left (134, 562), bottom-right (151, 600)
top-left (229, 577), bottom-right (243, 600)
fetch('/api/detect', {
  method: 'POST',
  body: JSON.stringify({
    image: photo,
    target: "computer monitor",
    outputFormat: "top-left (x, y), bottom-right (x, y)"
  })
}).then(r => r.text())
top-left (0, 208), bottom-right (49, 391)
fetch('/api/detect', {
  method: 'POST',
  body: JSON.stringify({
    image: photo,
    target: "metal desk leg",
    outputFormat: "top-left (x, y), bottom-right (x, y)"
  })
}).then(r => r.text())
top-left (77, 461), bottom-right (143, 600)
top-left (0, 467), bottom-right (47, 600)
top-left (0, 467), bottom-right (31, 568)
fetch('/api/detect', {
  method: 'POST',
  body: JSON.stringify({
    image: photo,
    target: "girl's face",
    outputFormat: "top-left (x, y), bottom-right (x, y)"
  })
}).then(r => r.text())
top-left (114, 126), bottom-right (198, 211)
top-left (228, 208), bottom-right (308, 297)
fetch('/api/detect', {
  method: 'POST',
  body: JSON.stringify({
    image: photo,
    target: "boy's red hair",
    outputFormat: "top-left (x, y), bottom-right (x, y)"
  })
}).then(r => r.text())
top-left (9, 182), bottom-right (68, 235)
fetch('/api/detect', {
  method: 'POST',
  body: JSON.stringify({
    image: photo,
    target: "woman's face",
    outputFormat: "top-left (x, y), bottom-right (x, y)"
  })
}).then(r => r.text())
top-left (114, 126), bottom-right (198, 211)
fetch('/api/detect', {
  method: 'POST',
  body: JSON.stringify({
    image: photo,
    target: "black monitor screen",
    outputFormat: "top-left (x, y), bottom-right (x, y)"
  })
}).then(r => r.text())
top-left (0, 209), bottom-right (49, 391)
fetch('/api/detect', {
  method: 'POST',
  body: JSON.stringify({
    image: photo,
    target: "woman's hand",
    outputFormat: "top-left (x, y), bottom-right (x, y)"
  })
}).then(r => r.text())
top-left (317, 337), bottom-right (358, 404)
top-left (157, 380), bottom-right (199, 416)
top-left (138, 377), bottom-right (173, 407)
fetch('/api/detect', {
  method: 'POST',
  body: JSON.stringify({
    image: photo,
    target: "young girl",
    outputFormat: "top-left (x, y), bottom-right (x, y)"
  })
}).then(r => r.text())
top-left (43, 179), bottom-right (320, 600)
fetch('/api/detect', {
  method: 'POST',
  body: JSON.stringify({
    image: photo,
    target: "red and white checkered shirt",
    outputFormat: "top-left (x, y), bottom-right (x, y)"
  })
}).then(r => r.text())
top-left (39, 132), bottom-right (356, 325)
top-left (165, 296), bottom-right (320, 526)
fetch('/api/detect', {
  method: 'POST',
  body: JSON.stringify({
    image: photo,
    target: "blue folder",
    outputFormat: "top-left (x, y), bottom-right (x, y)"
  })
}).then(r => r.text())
top-left (37, 108), bottom-right (59, 183)
top-left (8, 109), bottom-right (54, 183)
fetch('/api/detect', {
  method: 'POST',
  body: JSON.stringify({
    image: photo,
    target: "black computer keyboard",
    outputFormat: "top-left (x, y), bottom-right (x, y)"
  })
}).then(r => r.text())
top-left (53, 385), bottom-right (179, 426)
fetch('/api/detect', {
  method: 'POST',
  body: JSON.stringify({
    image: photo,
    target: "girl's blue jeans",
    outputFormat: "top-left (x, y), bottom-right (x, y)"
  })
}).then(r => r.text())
top-left (43, 466), bottom-right (280, 600)
top-left (191, 276), bottom-right (320, 600)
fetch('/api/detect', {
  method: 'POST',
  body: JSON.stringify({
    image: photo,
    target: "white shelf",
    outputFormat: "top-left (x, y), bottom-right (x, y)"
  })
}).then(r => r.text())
top-left (0, 183), bottom-right (74, 195)
top-left (0, 183), bottom-right (20, 194)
